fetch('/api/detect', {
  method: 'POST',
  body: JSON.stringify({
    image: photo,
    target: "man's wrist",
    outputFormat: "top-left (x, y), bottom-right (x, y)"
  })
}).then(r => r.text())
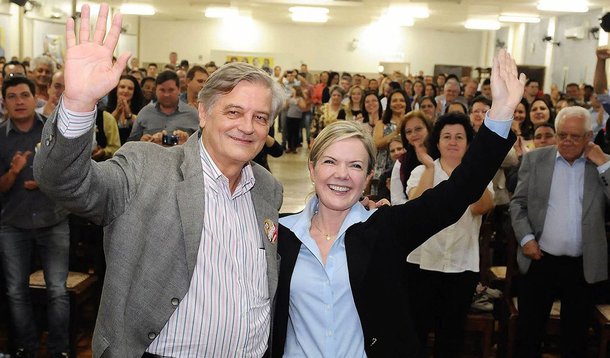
top-left (62, 95), bottom-right (97, 113)
top-left (520, 234), bottom-right (535, 247)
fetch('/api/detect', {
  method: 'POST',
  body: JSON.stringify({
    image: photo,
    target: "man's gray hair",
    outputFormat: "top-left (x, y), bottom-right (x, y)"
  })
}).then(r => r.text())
top-left (444, 78), bottom-right (460, 90)
top-left (31, 55), bottom-right (56, 73)
top-left (554, 106), bottom-right (592, 132)
top-left (198, 62), bottom-right (286, 124)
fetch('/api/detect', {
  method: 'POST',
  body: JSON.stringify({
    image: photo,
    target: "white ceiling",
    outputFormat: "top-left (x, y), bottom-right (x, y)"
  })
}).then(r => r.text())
top-left (102, 0), bottom-right (609, 31)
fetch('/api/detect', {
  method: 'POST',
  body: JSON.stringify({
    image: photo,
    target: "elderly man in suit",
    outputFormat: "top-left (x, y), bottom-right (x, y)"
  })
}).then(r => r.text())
top-left (33, 4), bottom-right (285, 358)
top-left (510, 105), bottom-right (610, 358)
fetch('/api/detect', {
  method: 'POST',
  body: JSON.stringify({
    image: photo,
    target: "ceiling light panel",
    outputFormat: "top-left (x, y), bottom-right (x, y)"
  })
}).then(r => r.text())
top-left (205, 7), bottom-right (239, 18)
top-left (289, 6), bottom-right (329, 23)
top-left (120, 3), bottom-right (156, 16)
top-left (537, 0), bottom-right (588, 13)
top-left (499, 14), bottom-right (541, 23)
top-left (464, 19), bottom-right (501, 30)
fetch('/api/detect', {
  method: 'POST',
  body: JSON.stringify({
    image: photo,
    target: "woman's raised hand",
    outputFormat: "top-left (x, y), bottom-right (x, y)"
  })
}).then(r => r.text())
top-left (63, 3), bottom-right (130, 112)
top-left (415, 144), bottom-right (434, 169)
top-left (489, 49), bottom-right (527, 120)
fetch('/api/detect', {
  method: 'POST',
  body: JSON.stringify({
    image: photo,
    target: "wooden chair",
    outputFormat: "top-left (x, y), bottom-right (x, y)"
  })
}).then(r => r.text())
top-left (463, 211), bottom-right (497, 358)
top-left (596, 304), bottom-right (610, 358)
top-left (464, 311), bottom-right (495, 358)
top-left (492, 225), bottom-right (563, 358)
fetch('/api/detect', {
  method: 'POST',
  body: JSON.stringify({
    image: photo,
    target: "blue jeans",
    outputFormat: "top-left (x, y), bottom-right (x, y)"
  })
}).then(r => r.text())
top-left (0, 220), bottom-right (70, 354)
top-left (301, 111), bottom-right (312, 145)
top-left (280, 111), bottom-right (288, 148)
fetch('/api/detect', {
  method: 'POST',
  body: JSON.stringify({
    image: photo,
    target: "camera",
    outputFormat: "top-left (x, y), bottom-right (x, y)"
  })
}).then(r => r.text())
top-left (162, 134), bottom-right (179, 146)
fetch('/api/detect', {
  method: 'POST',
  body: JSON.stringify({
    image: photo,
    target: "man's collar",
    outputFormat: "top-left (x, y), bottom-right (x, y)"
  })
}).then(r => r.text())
top-left (155, 98), bottom-right (192, 115)
top-left (199, 139), bottom-right (255, 194)
top-left (5, 113), bottom-right (44, 136)
top-left (555, 150), bottom-right (586, 164)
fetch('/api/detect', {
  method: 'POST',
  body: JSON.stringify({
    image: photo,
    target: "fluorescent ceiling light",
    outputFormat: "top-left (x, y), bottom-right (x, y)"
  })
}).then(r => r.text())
top-left (289, 6), bottom-right (329, 23)
top-left (120, 3), bottom-right (156, 16)
top-left (205, 7), bottom-right (239, 18)
top-left (499, 14), bottom-right (541, 23)
top-left (464, 19), bottom-right (501, 30)
top-left (388, 5), bottom-right (429, 19)
top-left (537, 0), bottom-right (588, 13)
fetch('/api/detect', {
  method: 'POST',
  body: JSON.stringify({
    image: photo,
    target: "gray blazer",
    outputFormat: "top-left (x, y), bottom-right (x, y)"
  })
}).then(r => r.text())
top-left (510, 145), bottom-right (610, 284)
top-left (33, 112), bottom-right (283, 357)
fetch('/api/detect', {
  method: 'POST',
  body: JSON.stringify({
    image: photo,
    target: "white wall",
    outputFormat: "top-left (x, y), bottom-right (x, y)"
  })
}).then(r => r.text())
top-left (139, 18), bottom-right (484, 75)
top-left (550, 9), bottom-right (603, 89)
top-left (522, 18), bottom-right (550, 67)
top-left (519, 10), bottom-right (604, 90)
top-left (0, 2), bottom-right (20, 59)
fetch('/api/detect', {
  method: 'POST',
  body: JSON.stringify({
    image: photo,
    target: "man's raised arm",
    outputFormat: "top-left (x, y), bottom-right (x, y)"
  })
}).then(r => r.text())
top-left (34, 4), bottom-right (137, 225)
top-left (594, 46), bottom-right (609, 95)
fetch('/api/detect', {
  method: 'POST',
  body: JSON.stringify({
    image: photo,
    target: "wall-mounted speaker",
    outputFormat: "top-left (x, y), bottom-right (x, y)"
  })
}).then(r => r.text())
top-left (601, 13), bottom-right (610, 33)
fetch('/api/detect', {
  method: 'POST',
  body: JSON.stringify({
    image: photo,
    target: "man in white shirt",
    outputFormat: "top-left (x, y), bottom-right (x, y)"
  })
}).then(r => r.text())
top-left (510, 106), bottom-right (610, 357)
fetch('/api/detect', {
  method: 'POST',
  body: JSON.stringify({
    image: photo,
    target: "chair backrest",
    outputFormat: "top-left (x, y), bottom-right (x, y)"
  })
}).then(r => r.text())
top-left (503, 224), bottom-right (519, 297)
top-left (478, 209), bottom-right (496, 286)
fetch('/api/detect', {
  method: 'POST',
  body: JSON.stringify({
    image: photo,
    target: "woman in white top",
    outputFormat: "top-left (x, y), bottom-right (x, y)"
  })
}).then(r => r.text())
top-left (406, 112), bottom-right (495, 357)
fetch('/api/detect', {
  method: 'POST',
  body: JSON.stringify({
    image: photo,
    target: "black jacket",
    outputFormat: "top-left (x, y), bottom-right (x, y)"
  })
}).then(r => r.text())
top-left (272, 124), bottom-right (515, 357)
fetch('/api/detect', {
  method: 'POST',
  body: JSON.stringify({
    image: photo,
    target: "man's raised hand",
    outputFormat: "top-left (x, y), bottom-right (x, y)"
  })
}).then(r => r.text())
top-left (63, 3), bottom-right (130, 112)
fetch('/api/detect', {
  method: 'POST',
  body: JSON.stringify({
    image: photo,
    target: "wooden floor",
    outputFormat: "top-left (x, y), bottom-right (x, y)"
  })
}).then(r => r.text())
top-left (269, 146), bottom-right (311, 215)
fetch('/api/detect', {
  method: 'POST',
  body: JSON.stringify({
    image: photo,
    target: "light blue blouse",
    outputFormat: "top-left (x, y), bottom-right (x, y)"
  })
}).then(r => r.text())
top-left (279, 197), bottom-right (375, 358)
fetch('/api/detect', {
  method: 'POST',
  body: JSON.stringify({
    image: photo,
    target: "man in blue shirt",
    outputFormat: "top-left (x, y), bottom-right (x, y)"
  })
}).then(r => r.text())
top-left (0, 75), bottom-right (70, 358)
top-left (127, 70), bottom-right (199, 145)
top-left (510, 106), bottom-right (610, 358)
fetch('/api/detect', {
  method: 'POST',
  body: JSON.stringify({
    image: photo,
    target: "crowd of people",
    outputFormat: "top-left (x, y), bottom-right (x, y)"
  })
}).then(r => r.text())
top-left (0, 3), bottom-right (609, 358)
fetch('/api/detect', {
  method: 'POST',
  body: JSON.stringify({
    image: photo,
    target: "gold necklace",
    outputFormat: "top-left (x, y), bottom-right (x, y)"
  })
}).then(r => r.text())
top-left (311, 214), bottom-right (334, 241)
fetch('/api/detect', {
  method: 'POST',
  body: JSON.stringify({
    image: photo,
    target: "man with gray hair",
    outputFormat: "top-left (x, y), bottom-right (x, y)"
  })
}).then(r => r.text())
top-left (510, 106), bottom-right (610, 357)
top-left (435, 78), bottom-right (465, 113)
top-left (33, 4), bottom-right (285, 357)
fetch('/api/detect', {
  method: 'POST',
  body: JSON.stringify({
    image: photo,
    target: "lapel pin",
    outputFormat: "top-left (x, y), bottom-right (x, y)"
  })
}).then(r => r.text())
top-left (264, 219), bottom-right (278, 244)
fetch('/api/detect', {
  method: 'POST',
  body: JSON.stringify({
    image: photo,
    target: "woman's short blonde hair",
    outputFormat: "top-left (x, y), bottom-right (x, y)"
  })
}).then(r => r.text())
top-left (309, 121), bottom-right (376, 174)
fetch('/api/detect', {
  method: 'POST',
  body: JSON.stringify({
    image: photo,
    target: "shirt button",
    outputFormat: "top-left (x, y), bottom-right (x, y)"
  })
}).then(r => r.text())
top-left (49, 134), bottom-right (54, 141)
top-left (327, 330), bottom-right (332, 337)
top-left (45, 138), bottom-right (51, 146)
top-left (148, 332), bottom-right (157, 340)
top-left (171, 298), bottom-right (179, 306)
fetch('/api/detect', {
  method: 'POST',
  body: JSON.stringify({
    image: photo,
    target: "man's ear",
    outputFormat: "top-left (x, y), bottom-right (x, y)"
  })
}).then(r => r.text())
top-left (198, 102), bottom-right (207, 129)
